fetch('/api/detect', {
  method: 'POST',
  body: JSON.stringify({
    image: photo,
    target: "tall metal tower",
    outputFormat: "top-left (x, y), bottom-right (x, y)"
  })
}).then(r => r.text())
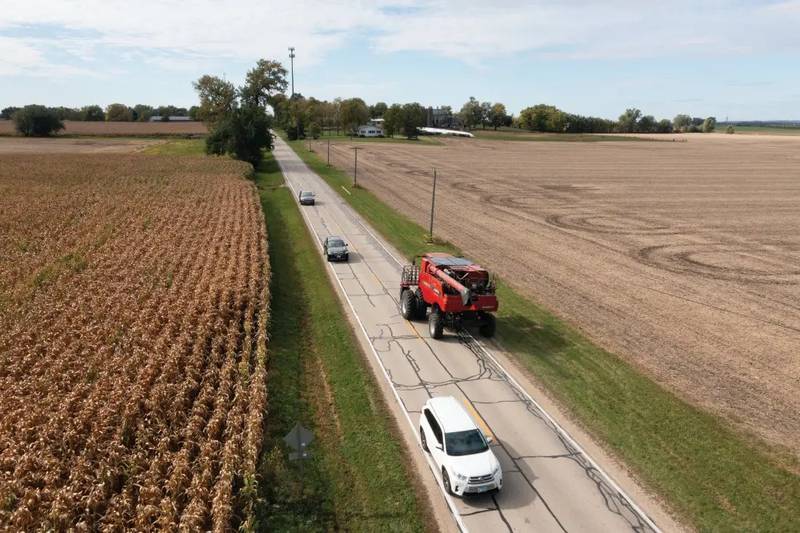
top-left (288, 47), bottom-right (295, 97)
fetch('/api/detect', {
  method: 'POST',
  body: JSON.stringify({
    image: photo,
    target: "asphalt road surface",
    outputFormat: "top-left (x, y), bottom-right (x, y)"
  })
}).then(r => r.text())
top-left (273, 137), bottom-right (665, 533)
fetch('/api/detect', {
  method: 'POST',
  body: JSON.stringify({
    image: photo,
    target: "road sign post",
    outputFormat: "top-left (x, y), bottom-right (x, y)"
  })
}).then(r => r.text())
top-left (284, 422), bottom-right (313, 493)
top-left (352, 146), bottom-right (362, 187)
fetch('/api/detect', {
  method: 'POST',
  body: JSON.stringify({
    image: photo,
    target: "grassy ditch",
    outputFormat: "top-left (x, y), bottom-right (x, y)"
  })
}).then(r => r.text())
top-left (252, 152), bottom-right (430, 532)
top-left (141, 138), bottom-right (206, 155)
top-left (281, 135), bottom-right (800, 532)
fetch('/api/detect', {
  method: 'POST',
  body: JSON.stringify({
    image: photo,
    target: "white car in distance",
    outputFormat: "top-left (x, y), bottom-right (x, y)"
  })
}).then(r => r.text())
top-left (419, 396), bottom-right (502, 496)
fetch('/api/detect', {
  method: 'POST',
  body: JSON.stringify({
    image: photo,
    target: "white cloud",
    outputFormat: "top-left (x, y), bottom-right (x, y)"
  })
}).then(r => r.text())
top-left (0, 36), bottom-right (42, 75)
top-left (370, 1), bottom-right (800, 61)
top-left (0, 0), bottom-right (798, 78)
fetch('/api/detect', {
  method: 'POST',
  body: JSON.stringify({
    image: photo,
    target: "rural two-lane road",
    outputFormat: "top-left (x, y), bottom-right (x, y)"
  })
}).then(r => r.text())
top-left (273, 136), bottom-right (670, 532)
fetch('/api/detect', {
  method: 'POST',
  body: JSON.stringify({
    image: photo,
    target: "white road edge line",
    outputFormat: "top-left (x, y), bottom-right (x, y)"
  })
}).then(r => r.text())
top-left (349, 184), bottom-right (662, 533)
top-left (276, 151), bottom-right (470, 533)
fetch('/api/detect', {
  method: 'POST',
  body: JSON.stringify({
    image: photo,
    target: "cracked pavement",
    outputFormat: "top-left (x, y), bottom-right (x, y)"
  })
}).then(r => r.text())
top-left (273, 137), bottom-right (662, 533)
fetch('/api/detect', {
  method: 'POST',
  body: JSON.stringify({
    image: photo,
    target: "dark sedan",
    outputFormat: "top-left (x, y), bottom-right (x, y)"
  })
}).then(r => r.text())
top-left (299, 190), bottom-right (316, 205)
top-left (323, 236), bottom-right (349, 262)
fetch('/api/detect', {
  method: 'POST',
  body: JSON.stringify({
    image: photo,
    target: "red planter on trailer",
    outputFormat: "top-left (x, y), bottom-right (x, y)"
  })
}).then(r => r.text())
top-left (400, 253), bottom-right (498, 339)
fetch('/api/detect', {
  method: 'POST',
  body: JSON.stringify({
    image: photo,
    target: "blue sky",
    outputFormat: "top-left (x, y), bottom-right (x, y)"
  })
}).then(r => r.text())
top-left (2, 1), bottom-right (799, 120)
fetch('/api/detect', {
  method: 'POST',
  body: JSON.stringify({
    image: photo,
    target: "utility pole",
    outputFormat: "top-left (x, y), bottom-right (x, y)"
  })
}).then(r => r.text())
top-left (352, 146), bottom-right (362, 187)
top-left (289, 46), bottom-right (299, 140)
top-left (327, 138), bottom-right (331, 166)
top-left (428, 168), bottom-right (437, 242)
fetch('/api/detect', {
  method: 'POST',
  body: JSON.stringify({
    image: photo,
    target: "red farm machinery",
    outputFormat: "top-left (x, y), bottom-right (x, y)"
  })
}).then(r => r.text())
top-left (400, 253), bottom-right (498, 339)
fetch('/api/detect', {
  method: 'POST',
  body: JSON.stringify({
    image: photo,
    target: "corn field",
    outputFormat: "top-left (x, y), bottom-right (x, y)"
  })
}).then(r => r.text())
top-left (0, 154), bottom-right (269, 530)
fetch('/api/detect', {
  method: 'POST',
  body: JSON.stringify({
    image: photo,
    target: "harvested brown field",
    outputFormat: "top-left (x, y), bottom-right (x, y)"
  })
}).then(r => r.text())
top-left (0, 154), bottom-right (268, 529)
top-left (315, 134), bottom-right (800, 454)
top-left (0, 119), bottom-right (207, 137)
top-left (0, 137), bottom-right (161, 154)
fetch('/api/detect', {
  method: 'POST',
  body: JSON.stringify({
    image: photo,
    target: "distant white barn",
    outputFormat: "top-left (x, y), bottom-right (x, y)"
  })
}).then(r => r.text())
top-left (357, 124), bottom-right (384, 137)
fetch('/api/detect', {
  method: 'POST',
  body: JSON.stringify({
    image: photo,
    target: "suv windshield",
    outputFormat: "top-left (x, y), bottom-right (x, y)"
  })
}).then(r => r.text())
top-left (328, 239), bottom-right (345, 248)
top-left (301, 192), bottom-right (314, 198)
top-left (445, 429), bottom-right (488, 456)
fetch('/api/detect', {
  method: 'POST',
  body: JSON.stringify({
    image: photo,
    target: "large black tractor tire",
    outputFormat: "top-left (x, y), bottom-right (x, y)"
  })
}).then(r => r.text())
top-left (401, 289), bottom-right (417, 320)
top-left (414, 289), bottom-right (428, 320)
top-left (429, 306), bottom-right (444, 339)
top-left (479, 313), bottom-right (496, 338)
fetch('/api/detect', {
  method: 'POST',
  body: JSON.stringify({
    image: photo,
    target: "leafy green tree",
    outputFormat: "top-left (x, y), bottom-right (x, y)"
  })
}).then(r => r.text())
top-left (563, 113), bottom-right (615, 133)
top-left (400, 103), bottom-right (426, 139)
top-left (340, 98), bottom-right (369, 135)
top-left (656, 118), bottom-right (673, 133)
top-left (155, 105), bottom-right (186, 120)
top-left (205, 105), bottom-right (272, 166)
top-left (618, 108), bottom-right (642, 133)
top-left (188, 106), bottom-right (200, 120)
top-left (726, 125), bottom-right (735, 134)
top-left (637, 115), bottom-right (656, 133)
top-left (13, 105), bottom-right (64, 136)
top-left (480, 101), bottom-right (492, 128)
top-left (241, 59), bottom-right (288, 108)
top-left (488, 103), bottom-right (508, 130)
top-left (285, 95), bottom-right (307, 140)
top-left (50, 107), bottom-right (80, 120)
top-left (519, 104), bottom-right (566, 132)
top-left (383, 104), bottom-right (402, 137)
top-left (370, 102), bottom-right (388, 118)
top-left (132, 104), bottom-right (153, 122)
top-left (459, 97), bottom-right (482, 130)
top-left (308, 121), bottom-right (321, 139)
top-left (1, 106), bottom-right (20, 120)
top-left (702, 116), bottom-right (716, 132)
top-left (81, 105), bottom-right (105, 121)
top-left (193, 75), bottom-right (237, 126)
top-left (673, 114), bottom-right (691, 132)
top-left (332, 97), bottom-right (343, 134)
top-left (106, 103), bottom-right (133, 121)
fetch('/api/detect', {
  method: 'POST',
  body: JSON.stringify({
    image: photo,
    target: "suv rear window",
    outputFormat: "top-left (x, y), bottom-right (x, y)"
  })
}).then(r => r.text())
top-left (445, 429), bottom-right (488, 456)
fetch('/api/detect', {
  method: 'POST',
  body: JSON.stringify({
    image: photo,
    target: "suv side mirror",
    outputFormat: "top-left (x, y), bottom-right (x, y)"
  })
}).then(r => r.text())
top-left (485, 435), bottom-right (493, 444)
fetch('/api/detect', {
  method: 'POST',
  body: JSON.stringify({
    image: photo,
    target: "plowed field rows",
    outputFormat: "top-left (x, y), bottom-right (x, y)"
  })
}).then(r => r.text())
top-left (0, 154), bottom-right (268, 530)
top-left (314, 135), bottom-right (800, 454)
top-left (0, 119), bottom-right (207, 136)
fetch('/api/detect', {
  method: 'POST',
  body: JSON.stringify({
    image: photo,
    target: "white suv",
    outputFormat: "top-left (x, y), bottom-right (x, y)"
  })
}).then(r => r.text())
top-left (419, 396), bottom-right (502, 496)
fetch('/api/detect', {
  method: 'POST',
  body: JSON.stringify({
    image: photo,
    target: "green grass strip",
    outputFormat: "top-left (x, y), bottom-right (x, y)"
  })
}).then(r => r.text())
top-left (140, 138), bottom-right (207, 155)
top-left (281, 134), bottom-right (800, 532)
top-left (252, 151), bottom-right (428, 532)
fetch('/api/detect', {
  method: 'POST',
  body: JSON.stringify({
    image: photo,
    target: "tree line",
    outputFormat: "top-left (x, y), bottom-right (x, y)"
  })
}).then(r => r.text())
top-left (1, 104), bottom-right (199, 123)
top-left (272, 96), bottom-right (431, 140)
top-left (517, 104), bottom-right (717, 134)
